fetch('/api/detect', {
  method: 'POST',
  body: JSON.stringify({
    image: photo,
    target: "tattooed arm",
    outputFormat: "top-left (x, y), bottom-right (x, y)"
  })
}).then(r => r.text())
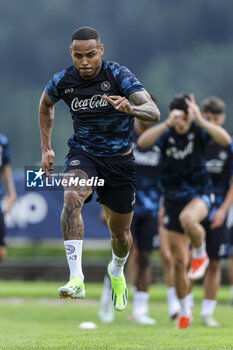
top-left (39, 90), bottom-right (55, 175)
top-left (104, 90), bottom-right (160, 122)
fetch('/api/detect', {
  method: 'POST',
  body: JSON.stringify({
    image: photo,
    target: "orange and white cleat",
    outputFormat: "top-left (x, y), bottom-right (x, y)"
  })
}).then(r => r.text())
top-left (176, 313), bottom-right (192, 329)
top-left (188, 254), bottom-right (209, 280)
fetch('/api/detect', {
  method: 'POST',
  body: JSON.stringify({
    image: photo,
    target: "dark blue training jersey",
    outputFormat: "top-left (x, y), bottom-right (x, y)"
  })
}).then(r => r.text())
top-left (205, 139), bottom-right (233, 207)
top-left (132, 131), bottom-right (161, 217)
top-left (46, 59), bottom-right (144, 157)
top-left (0, 134), bottom-right (10, 199)
top-left (156, 121), bottom-right (212, 201)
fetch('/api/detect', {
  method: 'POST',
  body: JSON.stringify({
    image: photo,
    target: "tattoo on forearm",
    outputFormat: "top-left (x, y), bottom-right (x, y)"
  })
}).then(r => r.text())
top-left (129, 91), bottom-right (160, 122)
top-left (130, 92), bottom-right (148, 106)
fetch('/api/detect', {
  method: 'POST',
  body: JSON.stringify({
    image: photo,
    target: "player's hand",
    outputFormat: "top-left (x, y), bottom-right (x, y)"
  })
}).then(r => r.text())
top-left (41, 148), bottom-right (55, 177)
top-left (2, 195), bottom-right (16, 215)
top-left (185, 94), bottom-right (204, 126)
top-left (166, 109), bottom-right (184, 127)
top-left (210, 207), bottom-right (226, 229)
top-left (103, 95), bottom-right (132, 114)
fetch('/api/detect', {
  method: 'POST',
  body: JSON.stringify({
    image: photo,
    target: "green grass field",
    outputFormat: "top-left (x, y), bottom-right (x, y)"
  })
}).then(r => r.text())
top-left (0, 281), bottom-right (233, 350)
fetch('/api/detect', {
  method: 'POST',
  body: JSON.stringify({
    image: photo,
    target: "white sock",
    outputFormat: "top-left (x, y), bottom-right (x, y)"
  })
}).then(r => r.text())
top-left (132, 291), bottom-right (149, 317)
top-left (179, 295), bottom-right (191, 317)
top-left (192, 241), bottom-right (207, 259)
top-left (64, 240), bottom-right (84, 280)
top-left (230, 285), bottom-right (233, 300)
top-left (100, 275), bottom-right (112, 305)
top-left (167, 287), bottom-right (178, 302)
top-left (167, 287), bottom-right (181, 316)
top-left (132, 286), bottom-right (137, 297)
top-left (110, 251), bottom-right (129, 278)
top-left (187, 293), bottom-right (194, 309)
top-left (201, 299), bottom-right (217, 317)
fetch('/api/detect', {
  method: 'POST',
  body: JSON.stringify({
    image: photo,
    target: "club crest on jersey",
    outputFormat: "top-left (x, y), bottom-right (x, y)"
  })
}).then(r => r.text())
top-left (219, 151), bottom-right (228, 160)
top-left (101, 81), bottom-right (111, 91)
top-left (187, 133), bottom-right (194, 141)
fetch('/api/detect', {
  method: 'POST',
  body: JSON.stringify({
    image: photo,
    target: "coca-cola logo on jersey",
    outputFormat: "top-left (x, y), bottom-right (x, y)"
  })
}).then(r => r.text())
top-left (71, 94), bottom-right (109, 112)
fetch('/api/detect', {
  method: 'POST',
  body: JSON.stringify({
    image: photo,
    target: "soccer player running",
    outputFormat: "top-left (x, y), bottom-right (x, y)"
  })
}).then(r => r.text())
top-left (200, 97), bottom-right (233, 327)
top-left (229, 229), bottom-right (233, 305)
top-left (99, 115), bottom-right (180, 324)
top-left (0, 134), bottom-right (17, 261)
top-left (128, 117), bottom-right (162, 325)
top-left (39, 26), bottom-right (160, 311)
top-left (138, 94), bottom-right (231, 329)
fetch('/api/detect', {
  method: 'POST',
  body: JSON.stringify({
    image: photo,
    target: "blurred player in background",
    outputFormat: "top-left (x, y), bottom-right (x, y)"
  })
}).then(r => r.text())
top-left (138, 94), bottom-right (231, 329)
top-left (39, 26), bottom-right (160, 310)
top-left (99, 107), bottom-right (180, 324)
top-left (158, 203), bottom-right (181, 320)
top-left (128, 116), bottom-right (161, 325)
top-left (0, 133), bottom-right (17, 260)
top-left (200, 97), bottom-right (233, 326)
top-left (229, 226), bottom-right (233, 305)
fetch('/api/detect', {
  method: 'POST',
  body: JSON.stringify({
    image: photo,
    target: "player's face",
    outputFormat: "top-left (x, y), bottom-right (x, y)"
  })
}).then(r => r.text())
top-left (70, 39), bottom-right (104, 79)
top-left (203, 112), bottom-right (225, 126)
top-left (173, 111), bottom-right (192, 134)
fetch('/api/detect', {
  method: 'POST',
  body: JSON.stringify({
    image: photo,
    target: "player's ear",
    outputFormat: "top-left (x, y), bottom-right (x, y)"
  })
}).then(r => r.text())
top-left (222, 114), bottom-right (226, 125)
top-left (100, 44), bottom-right (104, 56)
top-left (70, 46), bottom-right (73, 57)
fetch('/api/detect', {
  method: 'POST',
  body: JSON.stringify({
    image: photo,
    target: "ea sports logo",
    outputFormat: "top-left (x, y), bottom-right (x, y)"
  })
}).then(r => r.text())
top-left (101, 81), bottom-right (111, 91)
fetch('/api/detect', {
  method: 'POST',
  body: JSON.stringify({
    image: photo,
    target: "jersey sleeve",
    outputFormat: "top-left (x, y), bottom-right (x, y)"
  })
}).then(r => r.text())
top-left (108, 61), bottom-right (144, 97)
top-left (45, 69), bottom-right (67, 102)
top-left (200, 128), bottom-right (211, 143)
top-left (192, 121), bottom-right (211, 144)
top-left (155, 129), bottom-right (170, 151)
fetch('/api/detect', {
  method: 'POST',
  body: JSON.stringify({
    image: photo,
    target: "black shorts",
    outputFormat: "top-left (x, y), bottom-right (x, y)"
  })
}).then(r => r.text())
top-left (163, 194), bottom-right (213, 234)
top-left (131, 215), bottom-right (159, 250)
top-left (64, 149), bottom-right (136, 214)
top-left (202, 218), bottom-right (230, 259)
top-left (0, 210), bottom-right (6, 246)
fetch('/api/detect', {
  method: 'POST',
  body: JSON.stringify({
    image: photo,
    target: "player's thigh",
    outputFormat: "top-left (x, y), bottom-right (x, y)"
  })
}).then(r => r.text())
top-left (63, 169), bottom-right (93, 205)
top-left (159, 224), bottom-right (170, 253)
top-left (102, 204), bottom-right (133, 234)
top-left (180, 197), bottom-right (209, 223)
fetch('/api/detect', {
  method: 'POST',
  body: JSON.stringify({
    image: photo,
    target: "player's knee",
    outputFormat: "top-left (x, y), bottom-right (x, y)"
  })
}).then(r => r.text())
top-left (208, 259), bottom-right (220, 273)
top-left (174, 256), bottom-right (188, 272)
top-left (63, 190), bottom-right (84, 211)
top-left (179, 212), bottom-right (194, 231)
top-left (160, 248), bottom-right (172, 265)
top-left (138, 251), bottom-right (150, 269)
top-left (111, 227), bottom-right (132, 244)
top-left (0, 247), bottom-right (7, 261)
